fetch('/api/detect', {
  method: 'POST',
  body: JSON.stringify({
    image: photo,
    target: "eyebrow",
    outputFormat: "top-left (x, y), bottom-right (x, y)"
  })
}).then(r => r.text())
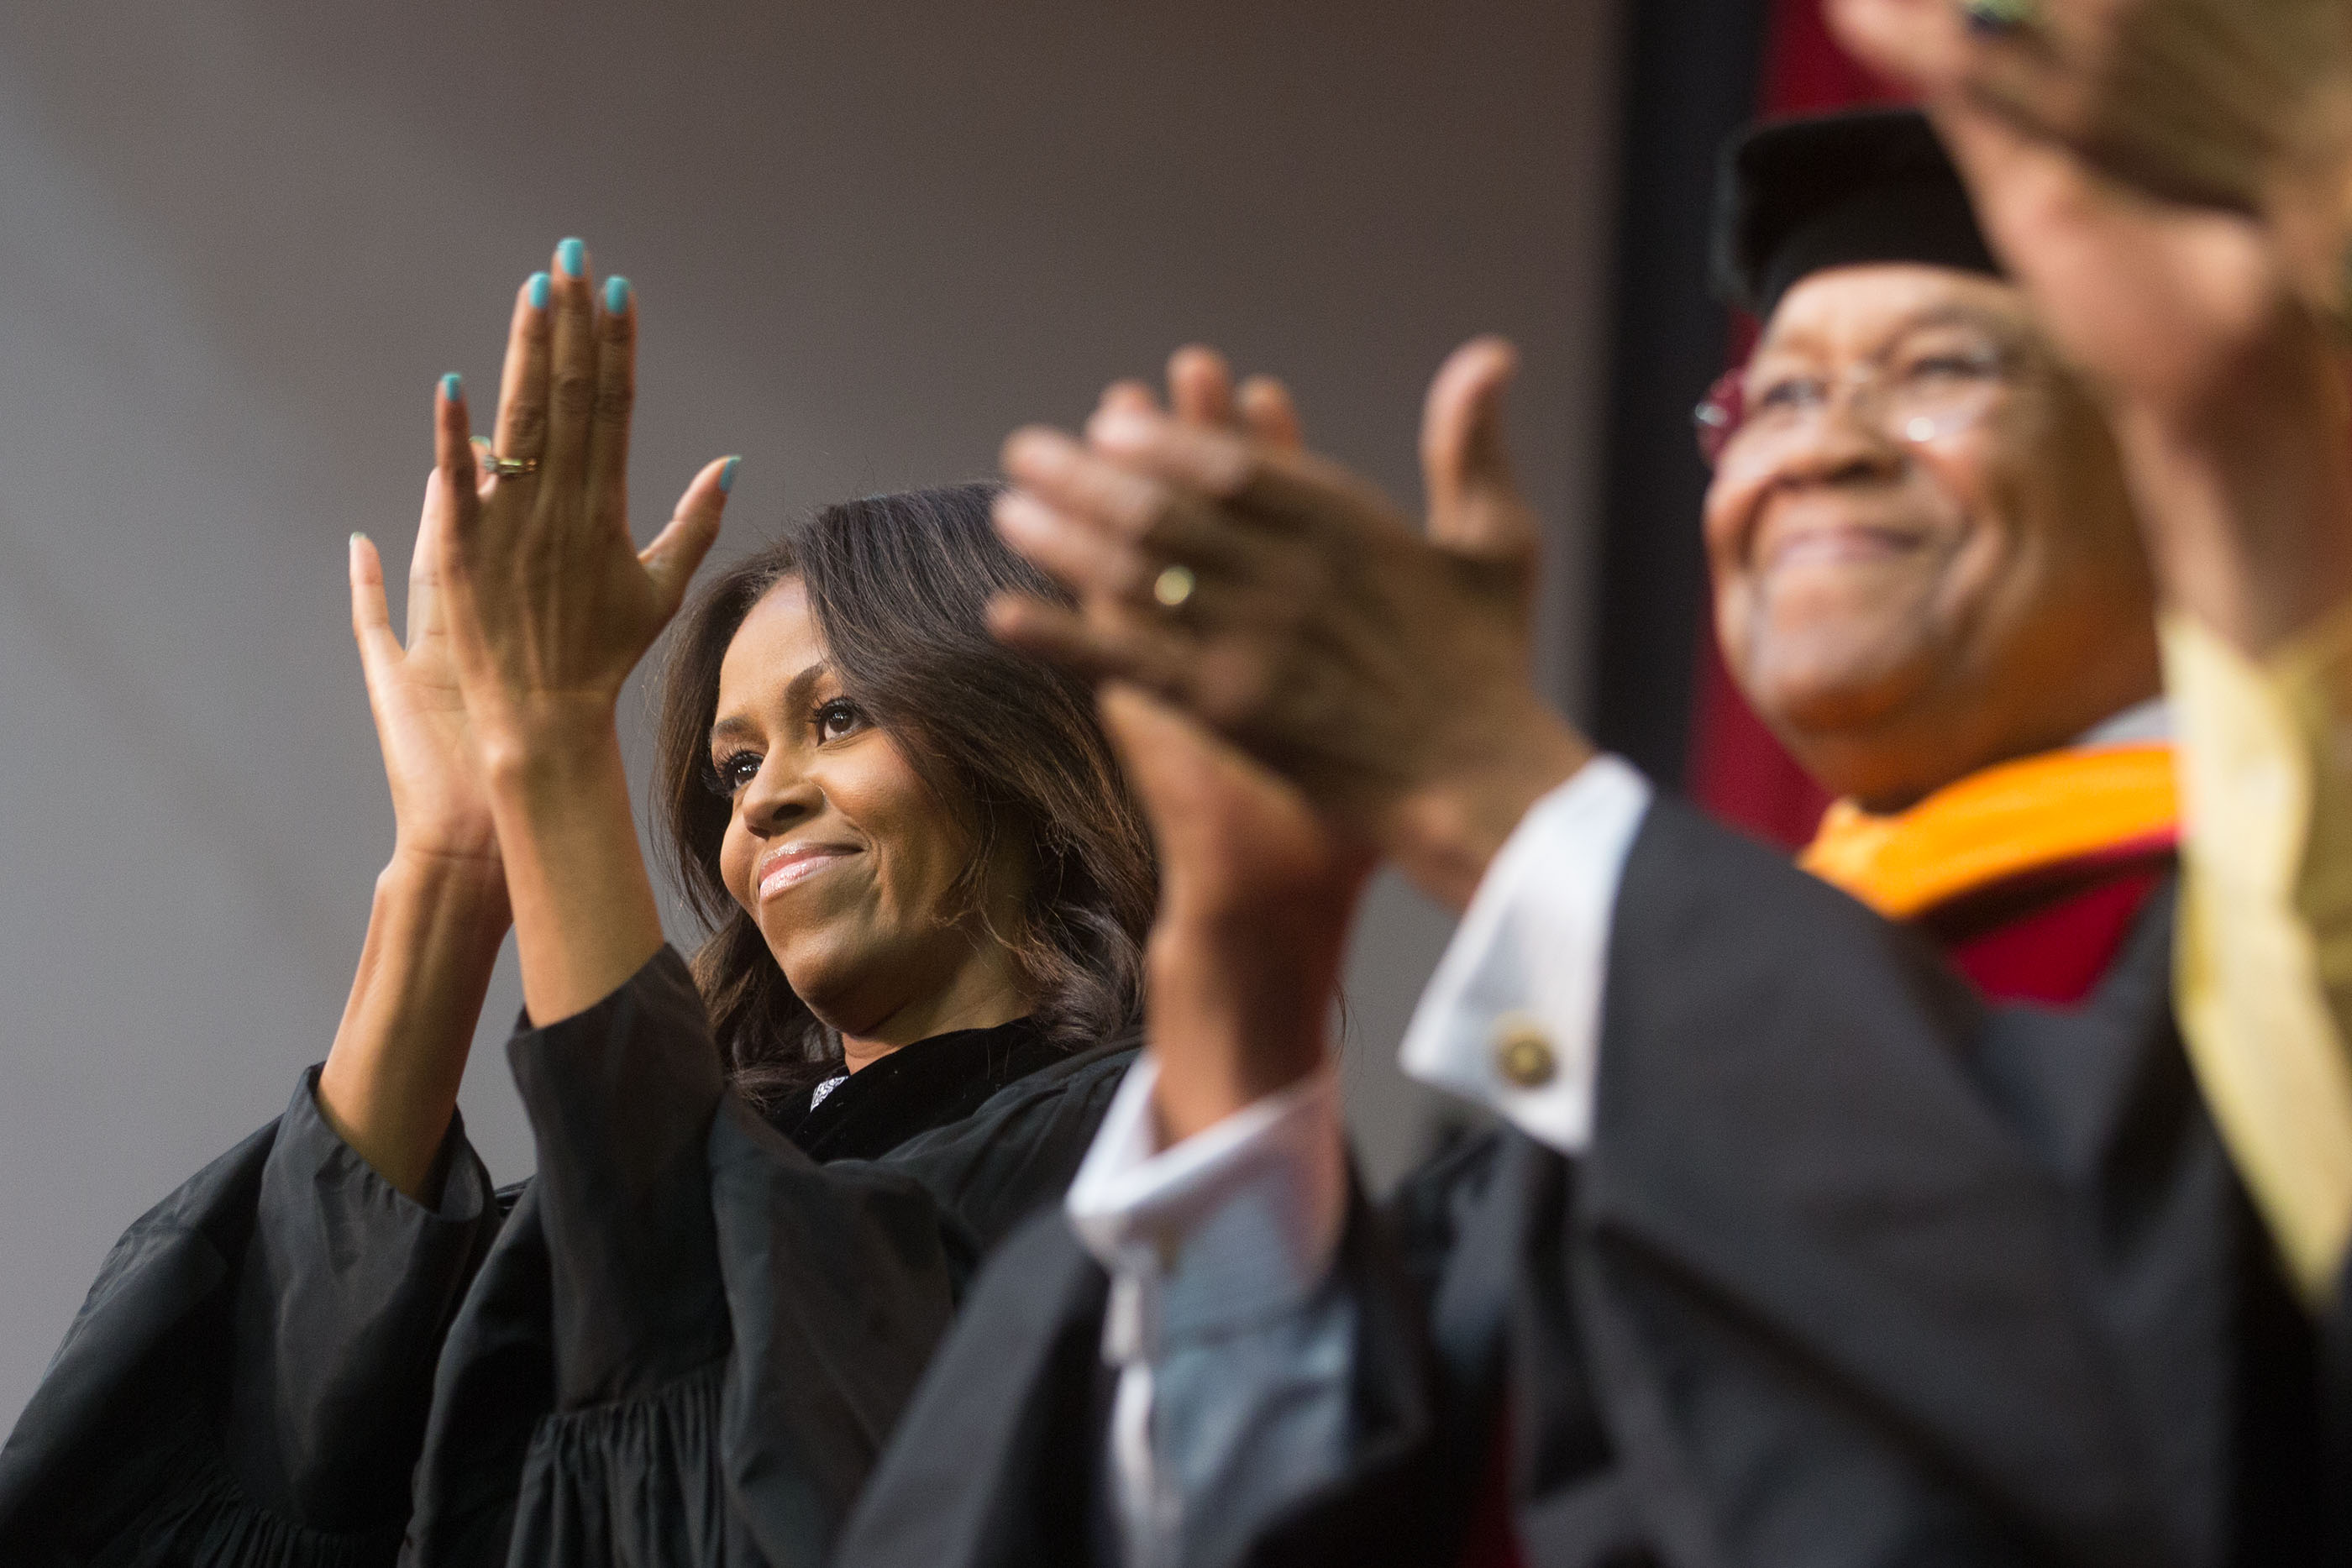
top-left (1883, 302), bottom-right (2015, 338)
top-left (709, 660), bottom-right (831, 749)
top-left (1758, 301), bottom-right (2019, 360)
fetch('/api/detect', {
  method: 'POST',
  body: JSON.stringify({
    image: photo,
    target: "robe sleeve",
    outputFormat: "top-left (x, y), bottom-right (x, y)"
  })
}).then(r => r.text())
top-left (496, 946), bottom-right (1137, 1568)
top-left (0, 1067), bottom-right (500, 1568)
top-left (495, 947), bottom-right (737, 1565)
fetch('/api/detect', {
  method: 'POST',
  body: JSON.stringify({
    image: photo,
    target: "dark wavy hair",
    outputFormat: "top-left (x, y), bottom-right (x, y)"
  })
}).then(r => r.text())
top-left (654, 482), bottom-right (1154, 1109)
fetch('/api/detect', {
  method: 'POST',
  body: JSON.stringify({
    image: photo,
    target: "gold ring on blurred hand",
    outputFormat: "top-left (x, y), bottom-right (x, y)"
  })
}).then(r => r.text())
top-left (1152, 564), bottom-right (1198, 611)
top-left (483, 453), bottom-right (539, 478)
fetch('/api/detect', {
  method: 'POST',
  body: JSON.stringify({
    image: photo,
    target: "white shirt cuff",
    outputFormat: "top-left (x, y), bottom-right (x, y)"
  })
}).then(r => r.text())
top-left (1398, 753), bottom-right (1653, 1155)
top-left (1065, 1055), bottom-right (1347, 1346)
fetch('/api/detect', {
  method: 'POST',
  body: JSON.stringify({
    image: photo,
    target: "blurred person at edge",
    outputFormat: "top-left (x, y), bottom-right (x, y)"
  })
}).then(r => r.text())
top-left (834, 84), bottom-right (2352, 1568)
top-left (0, 250), bottom-right (1177, 1564)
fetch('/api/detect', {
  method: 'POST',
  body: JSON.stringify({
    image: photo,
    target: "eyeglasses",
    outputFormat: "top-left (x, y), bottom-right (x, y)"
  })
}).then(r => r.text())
top-left (1694, 342), bottom-right (2017, 470)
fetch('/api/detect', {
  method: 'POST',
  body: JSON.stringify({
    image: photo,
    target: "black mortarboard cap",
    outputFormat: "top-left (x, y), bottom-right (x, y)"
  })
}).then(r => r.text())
top-left (1712, 108), bottom-right (2003, 320)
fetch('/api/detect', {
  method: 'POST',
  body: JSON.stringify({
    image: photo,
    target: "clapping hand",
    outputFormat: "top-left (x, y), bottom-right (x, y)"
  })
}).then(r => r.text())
top-left (431, 243), bottom-right (733, 760)
top-left (1075, 350), bottom-right (1370, 1140)
top-left (1828, 0), bottom-right (2352, 327)
top-left (426, 241), bottom-right (736, 1024)
top-left (349, 473), bottom-right (503, 895)
top-left (990, 339), bottom-right (1590, 912)
top-left (1830, 0), bottom-right (2352, 652)
top-left (1101, 679), bottom-right (1372, 1142)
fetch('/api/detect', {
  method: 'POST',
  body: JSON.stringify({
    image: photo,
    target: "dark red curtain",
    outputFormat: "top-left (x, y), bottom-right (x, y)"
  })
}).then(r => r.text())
top-left (1684, 0), bottom-right (1903, 847)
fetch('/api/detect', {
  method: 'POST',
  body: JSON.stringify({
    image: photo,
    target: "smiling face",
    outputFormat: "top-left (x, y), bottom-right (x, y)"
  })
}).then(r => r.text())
top-left (709, 579), bottom-right (1035, 1065)
top-left (1703, 264), bottom-right (2161, 810)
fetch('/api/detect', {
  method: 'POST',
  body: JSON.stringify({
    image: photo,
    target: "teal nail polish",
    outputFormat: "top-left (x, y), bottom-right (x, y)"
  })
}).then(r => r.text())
top-left (556, 238), bottom-right (585, 278)
top-left (720, 456), bottom-right (741, 494)
top-left (527, 271), bottom-right (550, 309)
top-left (439, 371), bottom-right (462, 402)
top-left (605, 275), bottom-right (631, 314)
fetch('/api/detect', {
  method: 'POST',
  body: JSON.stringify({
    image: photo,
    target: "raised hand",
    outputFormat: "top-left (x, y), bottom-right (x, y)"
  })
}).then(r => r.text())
top-left (433, 246), bottom-right (733, 754)
top-left (1074, 349), bottom-right (1362, 1137)
top-left (318, 470), bottom-right (518, 1202)
top-left (1830, 8), bottom-right (2352, 653)
top-left (1100, 684), bottom-right (1371, 1141)
top-left (1830, 0), bottom-right (2347, 204)
top-left (430, 242), bottom-right (737, 1024)
top-left (1826, 0), bottom-right (2352, 330)
top-left (350, 472), bottom-right (503, 884)
top-left (990, 338), bottom-right (1590, 910)
top-left (1095, 343), bottom-right (1308, 450)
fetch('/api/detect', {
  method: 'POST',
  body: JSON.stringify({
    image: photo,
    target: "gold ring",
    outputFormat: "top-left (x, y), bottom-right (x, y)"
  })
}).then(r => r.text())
top-left (484, 454), bottom-right (538, 478)
top-left (1152, 564), bottom-right (1198, 610)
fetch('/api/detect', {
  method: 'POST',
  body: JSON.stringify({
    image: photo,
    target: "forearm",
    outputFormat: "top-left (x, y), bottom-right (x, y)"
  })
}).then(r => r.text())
top-left (318, 853), bottom-right (510, 1201)
top-left (484, 709), bottom-right (668, 1028)
top-left (1146, 914), bottom-right (1343, 1146)
top-left (508, 948), bottom-right (729, 1408)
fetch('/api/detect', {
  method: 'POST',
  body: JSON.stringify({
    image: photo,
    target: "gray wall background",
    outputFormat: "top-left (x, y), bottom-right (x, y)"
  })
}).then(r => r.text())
top-left (0, 0), bottom-right (1622, 1428)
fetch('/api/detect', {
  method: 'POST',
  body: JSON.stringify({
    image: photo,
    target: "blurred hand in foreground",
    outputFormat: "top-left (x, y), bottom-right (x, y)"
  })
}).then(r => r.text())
top-left (1828, 0), bottom-right (2352, 333)
top-left (1086, 348), bottom-right (1368, 1140)
top-left (1102, 682), bottom-right (1371, 1141)
top-left (991, 339), bottom-right (1591, 911)
top-left (1832, 1), bottom-right (2352, 653)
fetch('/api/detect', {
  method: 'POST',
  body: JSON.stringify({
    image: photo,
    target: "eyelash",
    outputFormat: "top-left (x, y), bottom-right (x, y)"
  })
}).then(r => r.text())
top-left (703, 752), bottom-right (760, 799)
top-left (813, 698), bottom-right (863, 742)
top-left (702, 700), bottom-right (867, 799)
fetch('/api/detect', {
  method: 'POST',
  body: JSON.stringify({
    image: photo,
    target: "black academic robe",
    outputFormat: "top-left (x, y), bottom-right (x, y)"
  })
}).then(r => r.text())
top-left (0, 947), bottom-right (1137, 1568)
top-left (834, 800), bottom-right (2352, 1568)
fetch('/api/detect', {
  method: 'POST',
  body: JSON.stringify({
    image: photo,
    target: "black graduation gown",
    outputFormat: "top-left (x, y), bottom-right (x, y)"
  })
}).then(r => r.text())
top-left (833, 800), bottom-right (2352, 1568)
top-left (0, 947), bottom-right (1137, 1568)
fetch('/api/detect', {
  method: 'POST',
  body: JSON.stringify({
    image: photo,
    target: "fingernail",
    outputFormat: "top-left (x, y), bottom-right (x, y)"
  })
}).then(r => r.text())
top-left (605, 275), bottom-right (631, 314)
top-left (440, 371), bottom-right (463, 403)
top-left (527, 271), bottom-right (550, 309)
top-left (556, 238), bottom-right (585, 278)
top-left (470, 434), bottom-right (492, 452)
top-left (720, 456), bottom-right (741, 494)
top-left (349, 531), bottom-right (366, 548)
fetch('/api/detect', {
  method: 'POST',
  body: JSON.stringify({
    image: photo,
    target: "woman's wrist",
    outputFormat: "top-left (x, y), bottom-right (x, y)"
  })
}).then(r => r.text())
top-left (377, 847), bottom-right (512, 956)
top-left (382, 839), bottom-right (507, 893)
top-left (480, 702), bottom-right (627, 805)
top-left (480, 706), bottom-right (668, 1027)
